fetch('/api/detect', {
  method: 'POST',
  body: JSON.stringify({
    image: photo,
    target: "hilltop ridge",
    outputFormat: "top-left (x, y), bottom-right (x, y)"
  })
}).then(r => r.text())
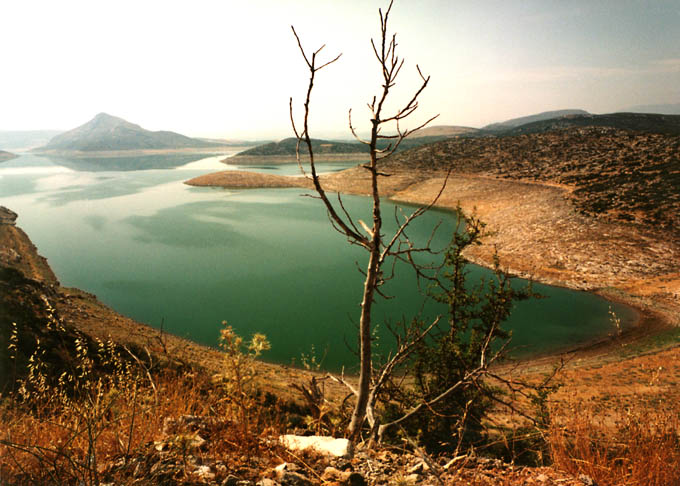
top-left (497, 112), bottom-right (680, 136)
top-left (483, 109), bottom-right (589, 131)
top-left (385, 126), bottom-right (680, 236)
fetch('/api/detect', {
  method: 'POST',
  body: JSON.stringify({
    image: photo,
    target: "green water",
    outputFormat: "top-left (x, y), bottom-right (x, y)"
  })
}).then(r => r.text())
top-left (0, 154), bottom-right (636, 371)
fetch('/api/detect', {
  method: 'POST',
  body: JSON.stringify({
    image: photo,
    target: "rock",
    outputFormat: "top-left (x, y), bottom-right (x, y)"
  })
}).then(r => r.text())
top-left (442, 455), bottom-right (467, 470)
top-left (223, 475), bottom-right (240, 486)
top-left (274, 462), bottom-right (299, 473)
top-left (579, 474), bottom-right (597, 486)
top-left (345, 472), bottom-right (366, 486)
top-left (274, 463), bottom-right (311, 486)
top-left (194, 464), bottom-right (215, 481)
top-left (280, 435), bottom-right (351, 458)
top-left (404, 473), bottom-right (420, 484)
top-left (0, 207), bottom-right (18, 226)
top-left (321, 467), bottom-right (366, 486)
top-left (224, 474), bottom-right (254, 486)
top-left (322, 467), bottom-right (345, 481)
top-left (257, 479), bottom-right (280, 486)
top-left (278, 471), bottom-right (312, 486)
top-left (407, 461), bottom-right (429, 474)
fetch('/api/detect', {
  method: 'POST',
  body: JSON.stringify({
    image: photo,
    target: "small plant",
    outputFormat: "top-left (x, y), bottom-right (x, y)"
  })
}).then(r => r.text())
top-left (0, 299), bottom-right (157, 486)
top-left (609, 306), bottom-right (622, 338)
top-left (216, 321), bottom-right (270, 434)
top-left (298, 344), bottom-right (327, 372)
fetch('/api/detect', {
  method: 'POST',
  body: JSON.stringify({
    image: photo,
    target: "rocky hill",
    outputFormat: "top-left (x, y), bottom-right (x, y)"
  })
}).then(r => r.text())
top-left (35, 113), bottom-right (222, 153)
top-left (497, 112), bottom-right (680, 136)
top-left (230, 134), bottom-right (473, 164)
top-left (385, 126), bottom-right (680, 236)
top-left (236, 137), bottom-right (365, 157)
top-left (0, 150), bottom-right (17, 162)
top-left (483, 109), bottom-right (589, 131)
top-left (407, 124), bottom-right (478, 138)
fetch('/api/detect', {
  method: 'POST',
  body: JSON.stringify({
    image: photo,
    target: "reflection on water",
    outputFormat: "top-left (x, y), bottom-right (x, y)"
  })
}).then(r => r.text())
top-left (47, 153), bottom-right (216, 172)
top-left (0, 153), bottom-right (636, 370)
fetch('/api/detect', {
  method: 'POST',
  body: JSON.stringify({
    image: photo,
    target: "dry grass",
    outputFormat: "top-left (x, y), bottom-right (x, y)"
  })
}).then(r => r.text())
top-left (0, 322), bottom-right (286, 486)
top-left (549, 405), bottom-right (680, 486)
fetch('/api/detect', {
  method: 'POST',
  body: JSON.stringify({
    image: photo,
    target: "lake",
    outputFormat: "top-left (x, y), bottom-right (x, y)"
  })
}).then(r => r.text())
top-left (0, 153), bottom-right (636, 370)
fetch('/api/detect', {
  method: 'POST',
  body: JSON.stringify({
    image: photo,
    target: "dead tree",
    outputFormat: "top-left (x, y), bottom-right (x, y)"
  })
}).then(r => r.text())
top-left (290, 0), bottom-right (442, 442)
top-left (291, 2), bottom-right (545, 449)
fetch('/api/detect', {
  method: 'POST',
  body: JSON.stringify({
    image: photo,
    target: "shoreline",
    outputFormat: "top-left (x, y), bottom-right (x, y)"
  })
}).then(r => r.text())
top-left (225, 153), bottom-right (369, 165)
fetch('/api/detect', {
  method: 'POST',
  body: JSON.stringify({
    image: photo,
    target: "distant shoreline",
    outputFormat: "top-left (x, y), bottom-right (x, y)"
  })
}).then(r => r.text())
top-left (225, 153), bottom-right (370, 165)
top-left (31, 146), bottom-right (249, 158)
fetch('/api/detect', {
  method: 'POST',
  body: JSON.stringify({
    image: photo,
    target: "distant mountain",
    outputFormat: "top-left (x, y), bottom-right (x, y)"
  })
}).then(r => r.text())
top-left (35, 113), bottom-right (223, 153)
top-left (483, 109), bottom-right (589, 131)
top-left (408, 125), bottom-right (478, 138)
top-left (620, 103), bottom-right (680, 115)
top-left (0, 150), bottom-right (17, 162)
top-left (0, 130), bottom-right (63, 151)
top-left (499, 112), bottom-right (680, 136)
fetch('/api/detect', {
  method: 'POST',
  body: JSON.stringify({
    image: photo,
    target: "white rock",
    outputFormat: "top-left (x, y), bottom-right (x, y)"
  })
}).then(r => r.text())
top-left (279, 435), bottom-right (351, 458)
top-left (194, 465), bottom-right (215, 481)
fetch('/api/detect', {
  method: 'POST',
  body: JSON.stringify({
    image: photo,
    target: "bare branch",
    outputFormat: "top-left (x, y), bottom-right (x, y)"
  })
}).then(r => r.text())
top-left (348, 109), bottom-right (371, 145)
top-left (379, 168), bottom-right (452, 264)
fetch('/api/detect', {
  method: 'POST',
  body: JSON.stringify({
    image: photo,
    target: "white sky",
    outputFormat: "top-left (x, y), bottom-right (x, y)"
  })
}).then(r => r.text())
top-left (1, 0), bottom-right (679, 139)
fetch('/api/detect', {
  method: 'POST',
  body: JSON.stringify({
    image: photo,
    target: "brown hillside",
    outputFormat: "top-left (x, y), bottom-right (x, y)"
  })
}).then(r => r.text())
top-left (385, 127), bottom-right (680, 237)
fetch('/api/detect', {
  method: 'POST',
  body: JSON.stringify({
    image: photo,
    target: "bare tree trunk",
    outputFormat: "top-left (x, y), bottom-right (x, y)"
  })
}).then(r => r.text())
top-left (292, 0), bottom-right (437, 444)
top-left (348, 119), bottom-right (383, 440)
top-left (348, 247), bottom-right (378, 440)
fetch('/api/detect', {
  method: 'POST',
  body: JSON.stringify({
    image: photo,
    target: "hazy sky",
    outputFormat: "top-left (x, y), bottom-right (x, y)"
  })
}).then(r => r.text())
top-left (1, 0), bottom-right (679, 139)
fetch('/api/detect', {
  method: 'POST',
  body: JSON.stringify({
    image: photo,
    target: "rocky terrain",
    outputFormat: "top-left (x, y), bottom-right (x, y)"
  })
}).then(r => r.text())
top-left (494, 112), bottom-right (680, 136)
top-left (34, 113), bottom-right (226, 153)
top-left (482, 109), bottom-right (589, 132)
top-left (404, 124), bottom-right (478, 138)
top-left (234, 138), bottom-right (367, 158)
top-left (228, 132), bottom-right (473, 165)
top-left (386, 126), bottom-right (680, 237)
